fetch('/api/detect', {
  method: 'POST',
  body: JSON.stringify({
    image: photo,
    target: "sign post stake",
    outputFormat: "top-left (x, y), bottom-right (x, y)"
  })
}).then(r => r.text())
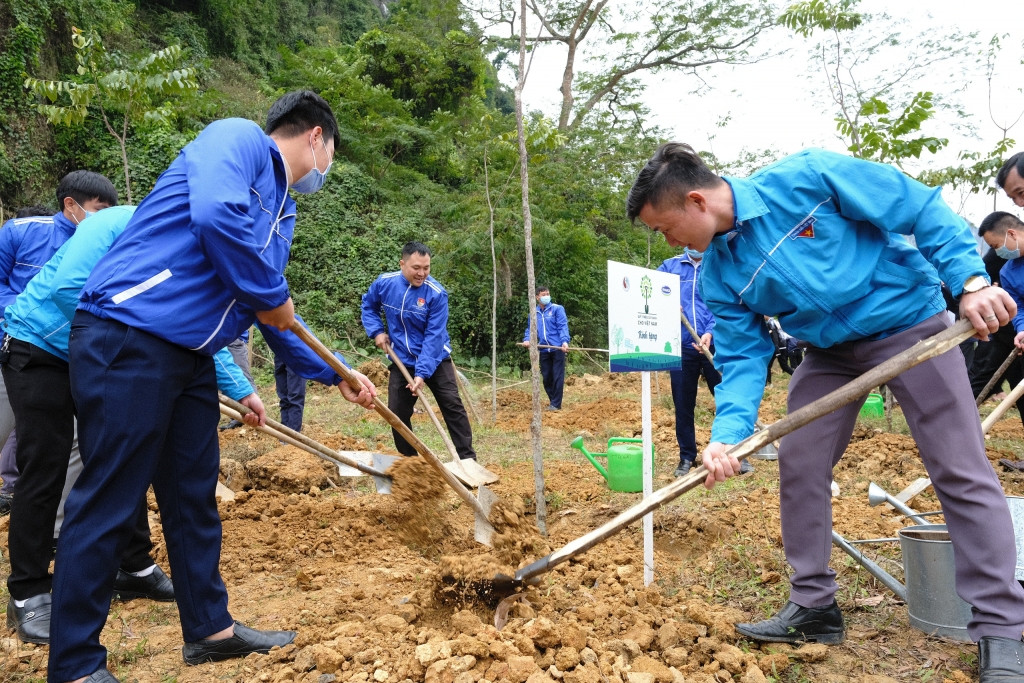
top-left (641, 370), bottom-right (654, 586)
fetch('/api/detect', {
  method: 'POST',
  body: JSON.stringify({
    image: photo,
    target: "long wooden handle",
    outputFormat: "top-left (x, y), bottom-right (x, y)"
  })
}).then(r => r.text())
top-left (384, 343), bottom-right (463, 465)
top-left (680, 314), bottom-right (715, 365)
top-left (537, 344), bottom-right (609, 353)
top-left (982, 375), bottom-right (1024, 433)
top-left (288, 322), bottom-right (488, 518)
top-left (516, 318), bottom-right (976, 581)
top-left (976, 348), bottom-right (1020, 407)
top-left (218, 395), bottom-right (388, 479)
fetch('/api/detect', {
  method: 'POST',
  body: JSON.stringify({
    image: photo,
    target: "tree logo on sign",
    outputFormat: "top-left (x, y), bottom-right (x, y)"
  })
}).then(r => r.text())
top-left (640, 275), bottom-right (652, 313)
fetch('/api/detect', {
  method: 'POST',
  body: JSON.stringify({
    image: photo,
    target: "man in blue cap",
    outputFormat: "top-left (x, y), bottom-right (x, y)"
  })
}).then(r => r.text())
top-left (628, 143), bottom-right (1024, 682)
top-left (49, 91), bottom-right (377, 683)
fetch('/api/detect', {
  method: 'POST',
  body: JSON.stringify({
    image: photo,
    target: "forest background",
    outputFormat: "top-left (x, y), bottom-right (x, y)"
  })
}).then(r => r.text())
top-left (1, 0), bottom-right (1022, 378)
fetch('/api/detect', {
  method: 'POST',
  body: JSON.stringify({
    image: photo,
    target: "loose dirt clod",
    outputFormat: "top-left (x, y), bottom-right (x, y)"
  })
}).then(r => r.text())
top-left (385, 455), bottom-right (450, 547)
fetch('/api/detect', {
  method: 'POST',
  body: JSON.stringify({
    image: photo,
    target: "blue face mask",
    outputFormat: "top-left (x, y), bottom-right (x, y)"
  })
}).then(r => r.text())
top-left (539, 295), bottom-right (552, 305)
top-left (684, 247), bottom-right (704, 259)
top-left (72, 201), bottom-right (95, 226)
top-left (291, 135), bottom-right (332, 194)
top-left (997, 232), bottom-right (1020, 260)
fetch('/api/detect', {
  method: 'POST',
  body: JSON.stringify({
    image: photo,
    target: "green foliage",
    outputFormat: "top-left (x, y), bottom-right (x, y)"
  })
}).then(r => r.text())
top-left (779, 0), bottom-right (861, 37)
top-left (837, 92), bottom-right (948, 165)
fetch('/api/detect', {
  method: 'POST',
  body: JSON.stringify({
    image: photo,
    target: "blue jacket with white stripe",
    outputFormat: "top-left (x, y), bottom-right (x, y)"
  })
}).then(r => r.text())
top-left (76, 118), bottom-right (347, 384)
top-left (522, 303), bottom-right (570, 352)
top-left (361, 272), bottom-right (452, 379)
top-left (0, 212), bottom-right (77, 313)
top-left (3, 206), bottom-right (253, 400)
top-left (657, 253), bottom-right (715, 339)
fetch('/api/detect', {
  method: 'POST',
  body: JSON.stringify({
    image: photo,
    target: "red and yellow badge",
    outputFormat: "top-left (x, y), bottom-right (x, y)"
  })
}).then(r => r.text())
top-left (790, 216), bottom-right (817, 240)
top-left (417, 298), bottom-right (426, 307)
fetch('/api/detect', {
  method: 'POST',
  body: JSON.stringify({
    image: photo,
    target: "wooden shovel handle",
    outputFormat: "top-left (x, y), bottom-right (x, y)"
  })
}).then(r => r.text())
top-left (218, 395), bottom-right (388, 479)
top-left (982, 374), bottom-right (1024, 433)
top-left (680, 314), bottom-right (715, 365)
top-left (383, 343), bottom-right (464, 466)
top-left (287, 322), bottom-right (487, 518)
top-left (516, 318), bottom-right (976, 581)
top-left (976, 347), bottom-right (1020, 407)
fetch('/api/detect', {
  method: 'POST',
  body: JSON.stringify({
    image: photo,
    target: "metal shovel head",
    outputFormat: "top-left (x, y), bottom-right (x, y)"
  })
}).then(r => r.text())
top-left (459, 458), bottom-right (500, 485)
top-left (371, 453), bottom-right (401, 494)
top-left (750, 441), bottom-right (778, 461)
top-left (474, 484), bottom-right (497, 546)
top-left (872, 481), bottom-right (888, 507)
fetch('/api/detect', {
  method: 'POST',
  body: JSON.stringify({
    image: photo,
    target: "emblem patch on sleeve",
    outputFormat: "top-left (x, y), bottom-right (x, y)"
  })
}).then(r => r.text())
top-left (790, 216), bottom-right (817, 239)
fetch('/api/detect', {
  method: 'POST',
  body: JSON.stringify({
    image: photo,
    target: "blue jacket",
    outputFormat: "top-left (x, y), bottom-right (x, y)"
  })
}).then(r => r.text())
top-left (657, 253), bottom-right (715, 339)
top-left (1000, 257), bottom-right (1024, 334)
top-left (76, 118), bottom-right (346, 384)
top-left (362, 272), bottom-right (452, 379)
top-left (0, 211), bottom-right (77, 313)
top-left (2, 206), bottom-right (253, 400)
top-left (699, 149), bottom-right (986, 445)
top-left (522, 303), bottom-right (570, 352)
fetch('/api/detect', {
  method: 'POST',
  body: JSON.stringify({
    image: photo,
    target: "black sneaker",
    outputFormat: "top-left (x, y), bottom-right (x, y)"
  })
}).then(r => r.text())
top-left (219, 419), bottom-right (244, 431)
top-left (979, 636), bottom-right (1024, 682)
top-left (736, 600), bottom-right (844, 644)
top-left (0, 492), bottom-right (12, 516)
top-left (673, 460), bottom-right (694, 477)
top-left (182, 621), bottom-right (296, 665)
top-left (6, 593), bottom-right (51, 644)
top-left (740, 459), bottom-right (755, 475)
top-left (113, 566), bottom-right (175, 602)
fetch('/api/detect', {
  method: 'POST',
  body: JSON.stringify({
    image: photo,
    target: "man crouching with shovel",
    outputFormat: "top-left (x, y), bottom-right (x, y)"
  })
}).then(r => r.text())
top-left (627, 143), bottom-right (1024, 682)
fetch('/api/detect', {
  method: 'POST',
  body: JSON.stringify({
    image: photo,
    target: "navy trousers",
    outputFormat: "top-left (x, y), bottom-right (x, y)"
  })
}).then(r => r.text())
top-left (540, 350), bottom-right (565, 409)
top-left (669, 345), bottom-right (719, 464)
top-left (274, 355), bottom-right (307, 432)
top-left (49, 312), bottom-right (232, 680)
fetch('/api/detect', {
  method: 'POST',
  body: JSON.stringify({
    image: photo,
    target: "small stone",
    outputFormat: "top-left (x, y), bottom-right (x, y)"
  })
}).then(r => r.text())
top-left (758, 653), bottom-right (789, 675)
top-left (555, 647), bottom-right (580, 671)
top-left (657, 623), bottom-right (679, 650)
top-left (626, 673), bottom-right (654, 683)
top-left (631, 655), bottom-right (673, 683)
top-left (662, 648), bottom-right (688, 668)
top-left (713, 644), bottom-right (745, 675)
top-left (616, 565), bottom-right (635, 579)
top-left (452, 610), bottom-right (484, 636)
top-left (524, 617), bottom-right (561, 649)
top-left (508, 655), bottom-right (541, 683)
top-left (373, 670), bottom-right (389, 682)
top-left (792, 643), bottom-right (828, 663)
top-left (740, 664), bottom-right (767, 683)
top-left (374, 614), bottom-right (409, 633)
top-left (560, 625), bottom-right (588, 650)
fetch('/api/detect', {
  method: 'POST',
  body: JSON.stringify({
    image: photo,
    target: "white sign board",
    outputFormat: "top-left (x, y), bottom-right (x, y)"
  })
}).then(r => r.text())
top-left (607, 261), bottom-right (682, 373)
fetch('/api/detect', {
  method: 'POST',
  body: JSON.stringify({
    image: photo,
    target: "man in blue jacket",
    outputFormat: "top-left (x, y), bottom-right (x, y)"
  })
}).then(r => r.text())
top-left (998, 152), bottom-right (1024, 207)
top-left (657, 250), bottom-right (722, 477)
top-left (1, 205), bottom-right (262, 646)
top-left (48, 91), bottom-right (377, 683)
top-left (628, 143), bottom-right (1024, 680)
top-left (0, 174), bottom-right (117, 514)
top-left (520, 286), bottom-right (570, 410)
top-left (362, 242), bottom-right (476, 460)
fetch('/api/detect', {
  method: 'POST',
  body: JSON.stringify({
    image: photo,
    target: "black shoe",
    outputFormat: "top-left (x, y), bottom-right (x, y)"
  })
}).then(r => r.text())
top-left (740, 459), bottom-right (755, 475)
top-left (674, 460), bottom-right (693, 477)
top-left (735, 600), bottom-right (844, 644)
top-left (113, 566), bottom-right (175, 602)
top-left (83, 670), bottom-right (120, 682)
top-left (979, 636), bottom-right (1024, 682)
top-left (182, 621), bottom-right (297, 665)
top-left (219, 419), bottom-right (244, 431)
top-left (0, 492), bottom-right (12, 516)
top-left (6, 593), bottom-right (51, 644)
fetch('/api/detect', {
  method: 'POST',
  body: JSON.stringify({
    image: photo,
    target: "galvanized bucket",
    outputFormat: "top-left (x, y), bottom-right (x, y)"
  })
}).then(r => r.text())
top-left (898, 524), bottom-right (972, 642)
top-left (1005, 496), bottom-right (1024, 581)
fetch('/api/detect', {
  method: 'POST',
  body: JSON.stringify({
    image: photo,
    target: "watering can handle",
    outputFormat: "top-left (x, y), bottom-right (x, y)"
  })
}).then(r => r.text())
top-left (570, 438), bottom-right (609, 481)
top-left (608, 437), bottom-right (643, 446)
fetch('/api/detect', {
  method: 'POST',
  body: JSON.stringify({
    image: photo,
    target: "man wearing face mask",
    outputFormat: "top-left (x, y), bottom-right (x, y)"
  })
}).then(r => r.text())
top-left (0, 172), bottom-right (117, 515)
top-left (47, 91), bottom-right (378, 683)
top-left (657, 248), bottom-right (753, 477)
top-left (520, 287), bottom-right (570, 410)
top-left (978, 211), bottom-right (1024, 425)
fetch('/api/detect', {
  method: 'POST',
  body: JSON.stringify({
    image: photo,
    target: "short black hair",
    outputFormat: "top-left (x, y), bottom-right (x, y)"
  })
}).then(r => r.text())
top-left (401, 241), bottom-right (431, 259)
top-left (536, 286), bottom-right (550, 294)
top-left (997, 152), bottom-right (1024, 189)
top-left (265, 90), bottom-right (341, 149)
top-left (15, 205), bottom-right (53, 218)
top-left (56, 171), bottom-right (118, 208)
top-left (978, 211), bottom-right (1024, 236)
top-left (626, 143), bottom-right (722, 223)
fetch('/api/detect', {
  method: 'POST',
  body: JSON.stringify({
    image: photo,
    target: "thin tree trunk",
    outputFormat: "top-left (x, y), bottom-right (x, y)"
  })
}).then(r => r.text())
top-left (558, 38), bottom-right (577, 131)
top-left (485, 150), bottom-right (499, 423)
top-left (516, 0), bottom-right (547, 535)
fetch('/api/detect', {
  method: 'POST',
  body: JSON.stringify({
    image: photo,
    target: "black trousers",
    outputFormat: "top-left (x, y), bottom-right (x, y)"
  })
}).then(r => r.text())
top-left (969, 325), bottom-right (1024, 426)
top-left (388, 358), bottom-right (476, 459)
top-left (539, 351), bottom-right (565, 408)
top-left (273, 356), bottom-right (307, 432)
top-left (2, 338), bottom-right (152, 600)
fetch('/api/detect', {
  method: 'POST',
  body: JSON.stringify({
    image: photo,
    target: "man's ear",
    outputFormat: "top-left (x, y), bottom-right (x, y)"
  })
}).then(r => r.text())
top-left (687, 190), bottom-right (707, 211)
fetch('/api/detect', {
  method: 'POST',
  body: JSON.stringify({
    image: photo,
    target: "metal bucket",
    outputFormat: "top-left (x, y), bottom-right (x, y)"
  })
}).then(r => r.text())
top-left (898, 524), bottom-right (972, 642)
top-left (1005, 497), bottom-right (1024, 581)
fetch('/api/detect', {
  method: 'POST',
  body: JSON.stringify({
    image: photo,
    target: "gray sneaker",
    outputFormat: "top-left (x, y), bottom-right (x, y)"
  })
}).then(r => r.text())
top-left (673, 460), bottom-right (694, 477)
top-left (739, 459), bottom-right (755, 475)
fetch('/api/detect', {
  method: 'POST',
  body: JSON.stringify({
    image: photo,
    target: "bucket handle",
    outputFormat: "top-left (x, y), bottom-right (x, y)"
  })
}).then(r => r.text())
top-left (571, 436), bottom-right (609, 481)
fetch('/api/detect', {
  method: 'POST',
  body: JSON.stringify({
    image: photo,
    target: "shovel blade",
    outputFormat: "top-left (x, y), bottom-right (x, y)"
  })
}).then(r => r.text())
top-left (445, 459), bottom-right (482, 488)
top-left (371, 453), bottom-right (401, 495)
top-left (474, 485), bottom-right (498, 546)
top-left (460, 458), bottom-right (500, 485)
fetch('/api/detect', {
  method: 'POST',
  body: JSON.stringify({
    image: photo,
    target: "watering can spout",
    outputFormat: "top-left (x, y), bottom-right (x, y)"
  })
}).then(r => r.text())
top-left (571, 437), bottom-right (609, 481)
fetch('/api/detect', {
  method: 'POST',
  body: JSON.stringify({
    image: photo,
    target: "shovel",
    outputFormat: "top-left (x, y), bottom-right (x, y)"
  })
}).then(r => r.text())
top-left (384, 343), bottom-right (499, 488)
top-left (975, 347), bottom-right (1020, 407)
top-left (219, 395), bottom-right (397, 493)
top-left (497, 318), bottom-right (977, 587)
top-left (288, 321), bottom-right (497, 546)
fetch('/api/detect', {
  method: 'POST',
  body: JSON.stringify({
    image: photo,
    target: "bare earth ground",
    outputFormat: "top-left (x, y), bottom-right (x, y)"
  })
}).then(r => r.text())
top-left (2, 366), bottom-right (1024, 683)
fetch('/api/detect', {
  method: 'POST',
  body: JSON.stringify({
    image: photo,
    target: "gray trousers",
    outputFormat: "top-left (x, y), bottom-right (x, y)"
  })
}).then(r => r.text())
top-left (227, 336), bottom-right (255, 387)
top-left (0, 370), bottom-right (18, 494)
top-left (780, 314), bottom-right (1024, 641)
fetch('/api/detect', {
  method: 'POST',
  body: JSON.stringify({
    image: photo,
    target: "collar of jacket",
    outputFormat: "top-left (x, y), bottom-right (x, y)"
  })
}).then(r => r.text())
top-left (723, 176), bottom-right (771, 228)
top-left (266, 138), bottom-right (290, 206)
top-left (53, 211), bottom-right (77, 236)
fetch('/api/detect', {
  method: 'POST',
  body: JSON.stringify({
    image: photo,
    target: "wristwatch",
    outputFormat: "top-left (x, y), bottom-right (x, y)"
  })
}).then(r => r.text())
top-left (962, 276), bottom-right (990, 294)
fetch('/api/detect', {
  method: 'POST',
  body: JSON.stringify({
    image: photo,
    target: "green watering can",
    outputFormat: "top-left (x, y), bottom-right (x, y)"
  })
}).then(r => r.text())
top-left (570, 436), bottom-right (651, 493)
top-left (860, 392), bottom-right (884, 418)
